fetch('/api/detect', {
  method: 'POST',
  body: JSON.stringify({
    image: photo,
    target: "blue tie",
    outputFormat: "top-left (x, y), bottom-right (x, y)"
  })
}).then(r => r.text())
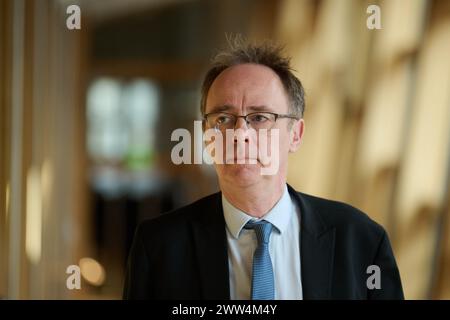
top-left (245, 220), bottom-right (274, 300)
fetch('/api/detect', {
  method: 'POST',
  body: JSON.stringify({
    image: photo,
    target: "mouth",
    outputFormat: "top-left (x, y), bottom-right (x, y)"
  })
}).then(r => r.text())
top-left (225, 157), bottom-right (260, 164)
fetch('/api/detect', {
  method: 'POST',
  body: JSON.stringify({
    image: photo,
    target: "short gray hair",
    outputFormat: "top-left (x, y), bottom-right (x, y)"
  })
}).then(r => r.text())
top-left (200, 39), bottom-right (305, 118)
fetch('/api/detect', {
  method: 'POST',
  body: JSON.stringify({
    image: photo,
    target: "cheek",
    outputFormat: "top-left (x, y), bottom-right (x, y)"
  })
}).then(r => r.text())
top-left (271, 129), bottom-right (290, 149)
top-left (278, 139), bottom-right (291, 163)
top-left (256, 129), bottom-right (290, 158)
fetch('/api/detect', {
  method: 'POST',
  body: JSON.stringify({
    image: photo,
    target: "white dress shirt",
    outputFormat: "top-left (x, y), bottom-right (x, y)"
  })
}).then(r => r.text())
top-left (222, 184), bottom-right (303, 300)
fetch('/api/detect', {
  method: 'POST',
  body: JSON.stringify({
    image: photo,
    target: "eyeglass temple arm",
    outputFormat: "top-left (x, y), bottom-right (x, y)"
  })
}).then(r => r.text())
top-left (277, 115), bottom-right (300, 120)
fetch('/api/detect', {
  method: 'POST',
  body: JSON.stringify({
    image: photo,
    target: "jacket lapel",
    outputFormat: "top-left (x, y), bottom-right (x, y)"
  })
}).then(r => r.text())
top-left (288, 185), bottom-right (336, 299)
top-left (191, 192), bottom-right (230, 299)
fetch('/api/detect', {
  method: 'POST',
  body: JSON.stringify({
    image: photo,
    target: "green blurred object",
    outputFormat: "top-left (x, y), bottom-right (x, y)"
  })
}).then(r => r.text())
top-left (124, 147), bottom-right (155, 171)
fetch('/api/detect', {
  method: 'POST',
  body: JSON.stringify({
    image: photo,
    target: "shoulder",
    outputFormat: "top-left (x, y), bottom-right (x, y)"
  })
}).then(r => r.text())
top-left (135, 191), bottom-right (221, 237)
top-left (297, 192), bottom-right (386, 241)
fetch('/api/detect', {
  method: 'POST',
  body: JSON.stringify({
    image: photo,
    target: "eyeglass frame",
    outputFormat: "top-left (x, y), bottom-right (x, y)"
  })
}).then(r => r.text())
top-left (202, 111), bottom-right (300, 130)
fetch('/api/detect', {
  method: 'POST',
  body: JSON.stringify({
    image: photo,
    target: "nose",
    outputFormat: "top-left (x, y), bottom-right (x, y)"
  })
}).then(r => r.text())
top-left (234, 117), bottom-right (249, 130)
top-left (234, 117), bottom-right (250, 143)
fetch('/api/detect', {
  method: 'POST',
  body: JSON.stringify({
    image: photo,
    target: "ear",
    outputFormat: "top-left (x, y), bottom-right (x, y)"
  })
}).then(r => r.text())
top-left (289, 119), bottom-right (304, 153)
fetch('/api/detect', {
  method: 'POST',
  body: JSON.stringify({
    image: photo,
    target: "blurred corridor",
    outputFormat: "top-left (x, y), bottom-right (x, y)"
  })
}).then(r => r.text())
top-left (0, 0), bottom-right (449, 299)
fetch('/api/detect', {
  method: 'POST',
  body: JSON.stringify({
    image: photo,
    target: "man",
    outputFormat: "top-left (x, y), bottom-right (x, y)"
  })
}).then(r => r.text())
top-left (123, 41), bottom-right (404, 300)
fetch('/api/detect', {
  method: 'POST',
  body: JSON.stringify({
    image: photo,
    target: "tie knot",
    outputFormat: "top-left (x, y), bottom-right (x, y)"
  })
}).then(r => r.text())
top-left (244, 220), bottom-right (272, 245)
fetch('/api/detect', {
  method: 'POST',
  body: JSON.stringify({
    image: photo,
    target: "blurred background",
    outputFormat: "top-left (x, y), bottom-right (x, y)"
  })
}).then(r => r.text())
top-left (0, 0), bottom-right (449, 299)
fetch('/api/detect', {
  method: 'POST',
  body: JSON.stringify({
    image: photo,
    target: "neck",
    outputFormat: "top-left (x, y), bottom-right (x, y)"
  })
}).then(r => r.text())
top-left (220, 179), bottom-right (286, 218)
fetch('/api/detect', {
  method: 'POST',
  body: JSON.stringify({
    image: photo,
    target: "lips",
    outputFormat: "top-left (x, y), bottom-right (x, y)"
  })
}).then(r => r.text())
top-left (225, 156), bottom-right (259, 164)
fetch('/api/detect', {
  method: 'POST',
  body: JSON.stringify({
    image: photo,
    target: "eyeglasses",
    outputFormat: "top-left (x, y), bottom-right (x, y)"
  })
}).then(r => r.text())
top-left (203, 112), bottom-right (299, 131)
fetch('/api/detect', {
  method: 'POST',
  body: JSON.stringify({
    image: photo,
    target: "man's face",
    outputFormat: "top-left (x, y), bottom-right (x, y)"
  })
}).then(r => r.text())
top-left (204, 63), bottom-right (304, 188)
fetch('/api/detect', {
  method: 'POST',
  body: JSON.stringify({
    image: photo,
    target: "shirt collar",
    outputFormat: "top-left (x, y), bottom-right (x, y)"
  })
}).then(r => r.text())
top-left (222, 184), bottom-right (294, 239)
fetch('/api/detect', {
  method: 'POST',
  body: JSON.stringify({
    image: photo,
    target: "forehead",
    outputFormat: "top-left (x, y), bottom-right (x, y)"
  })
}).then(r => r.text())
top-left (206, 63), bottom-right (289, 112)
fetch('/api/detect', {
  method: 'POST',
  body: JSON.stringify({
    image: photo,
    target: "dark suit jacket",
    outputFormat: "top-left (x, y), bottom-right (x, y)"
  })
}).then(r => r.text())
top-left (123, 185), bottom-right (404, 299)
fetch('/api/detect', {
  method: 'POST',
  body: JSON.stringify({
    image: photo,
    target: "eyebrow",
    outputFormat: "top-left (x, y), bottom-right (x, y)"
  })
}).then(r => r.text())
top-left (207, 105), bottom-right (234, 113)
top-left (207, 105), bottom-right (274, 113)
top-left (247, 105), bottom-right (273, 112)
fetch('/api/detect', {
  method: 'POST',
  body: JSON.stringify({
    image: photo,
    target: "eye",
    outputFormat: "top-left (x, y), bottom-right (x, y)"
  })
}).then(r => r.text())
top-left (249, 113), bottom-right (269, 123)
top-left (216, 114), bottom-right (233, 125)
